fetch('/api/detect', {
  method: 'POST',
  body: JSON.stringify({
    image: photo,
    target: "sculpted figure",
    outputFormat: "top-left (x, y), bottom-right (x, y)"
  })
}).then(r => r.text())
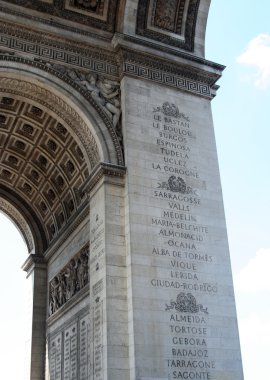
top-left (49, 65), bottom-right (122, 128)
top-left (64, 259), bottom-right (78, 299)
top-left (49, 277), bottom-right (60, 315)
top-left (96, 77), bottom-right (121, 126)
top-left (77, 251), bottom-right (89, 289)
top-left (57, 273), bottom-right (66, 306)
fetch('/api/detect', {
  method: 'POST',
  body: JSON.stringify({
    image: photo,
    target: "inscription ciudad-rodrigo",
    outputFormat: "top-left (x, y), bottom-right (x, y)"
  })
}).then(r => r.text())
top-left (149, 102), bottom-right (217, 379)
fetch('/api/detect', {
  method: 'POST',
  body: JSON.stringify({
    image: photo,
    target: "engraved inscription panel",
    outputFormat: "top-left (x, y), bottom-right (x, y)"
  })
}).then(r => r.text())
top-left (150, 102), bottom-right (215, 379)
top-left (123, 77), bottom-right (243, 380)
top-left (48, 314), bottom-right (90, 380)
top-left (49, 333), bottom-right (62, 380)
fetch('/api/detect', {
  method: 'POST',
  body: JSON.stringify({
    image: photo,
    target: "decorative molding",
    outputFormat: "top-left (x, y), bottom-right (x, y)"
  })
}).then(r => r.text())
top-left (0, 197), bottom-right (34, 252)
top-left (48, 64), bottom-right (122, 129)
top-left (82, 162), bottom-right (126, 195)
top-left (47, 304), bottom-right (89, 335)
top-left (44, 200), bottom-right (90, 261)
top-left (114, 33), bottom-right (225, 72)
top-left (0, 55), bottom-right (124, 165)
top-left (0, 0), bottom-right (119, 34)
top-left (119, 48), bottom-right (222, 98)
top-left (0, 23), bottom-right (118, 77)
top-left (22, 253), bottom-right (46, 274)
top-left (136, 0), bottom-right (200, 51)
top-left (0, 24), bottom-right (224, 100)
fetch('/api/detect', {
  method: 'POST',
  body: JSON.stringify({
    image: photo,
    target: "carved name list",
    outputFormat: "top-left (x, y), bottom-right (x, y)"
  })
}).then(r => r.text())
top-left (149, 102), bottom-right (216, 379)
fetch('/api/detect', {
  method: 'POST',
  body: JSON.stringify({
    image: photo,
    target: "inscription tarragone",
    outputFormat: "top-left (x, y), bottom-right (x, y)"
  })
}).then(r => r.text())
top-left (49, 244), bottom-right (89, 316)
top-left (148, 102), bottom-right (216, 379)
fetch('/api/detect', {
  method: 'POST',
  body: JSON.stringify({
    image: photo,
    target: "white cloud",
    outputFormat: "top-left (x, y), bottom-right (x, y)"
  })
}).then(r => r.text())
top-left (235, 248), bottom-right (270, 292)
top-left (237, 33), bottom-right (270, 88)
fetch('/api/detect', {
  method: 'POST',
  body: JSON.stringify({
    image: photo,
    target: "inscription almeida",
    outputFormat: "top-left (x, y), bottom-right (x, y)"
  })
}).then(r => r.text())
top-left (149, 102), bottom-right (217, 379)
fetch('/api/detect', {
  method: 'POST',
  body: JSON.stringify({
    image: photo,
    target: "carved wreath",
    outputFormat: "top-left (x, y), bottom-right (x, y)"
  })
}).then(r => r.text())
top-left (165, 292), bottom-right (208, 314)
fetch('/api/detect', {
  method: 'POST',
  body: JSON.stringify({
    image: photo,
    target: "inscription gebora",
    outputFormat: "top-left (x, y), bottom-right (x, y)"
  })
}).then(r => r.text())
top-left (149, 102), bottom-right (216, 379)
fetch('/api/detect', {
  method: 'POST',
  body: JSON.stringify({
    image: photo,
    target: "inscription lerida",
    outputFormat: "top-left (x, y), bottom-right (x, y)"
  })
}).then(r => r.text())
top-left (149, 102), bottom-right (216, 379)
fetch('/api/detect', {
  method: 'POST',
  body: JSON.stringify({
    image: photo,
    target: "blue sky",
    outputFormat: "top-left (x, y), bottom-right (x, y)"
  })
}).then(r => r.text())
top-left (206, 1), bottom-right (270, 379)
top-left (1, 1), bottom-right (270, 379)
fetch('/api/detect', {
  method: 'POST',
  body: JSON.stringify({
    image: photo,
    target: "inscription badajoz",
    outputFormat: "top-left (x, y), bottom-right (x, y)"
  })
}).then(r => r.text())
top-left (149, 102), bottom-right (216, 379)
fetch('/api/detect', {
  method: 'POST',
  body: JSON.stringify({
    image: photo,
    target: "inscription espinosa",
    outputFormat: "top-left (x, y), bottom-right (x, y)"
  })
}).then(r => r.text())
top-left (149, 102), bottom-right (215, 380)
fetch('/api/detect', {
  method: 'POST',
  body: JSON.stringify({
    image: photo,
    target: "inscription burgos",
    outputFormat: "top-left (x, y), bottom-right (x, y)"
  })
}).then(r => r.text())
top-left (150, 102), bottom-right (216, 379)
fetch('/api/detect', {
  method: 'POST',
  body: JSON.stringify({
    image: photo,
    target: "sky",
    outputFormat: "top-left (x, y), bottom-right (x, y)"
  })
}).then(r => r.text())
top-left (1, 1), bottom-right (270, 379)
top-left (206, 1), bottom-right (270, 379)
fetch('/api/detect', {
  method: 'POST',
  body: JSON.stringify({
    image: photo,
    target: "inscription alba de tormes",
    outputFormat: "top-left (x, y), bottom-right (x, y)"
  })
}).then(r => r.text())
top-left (150, 102), bottom-right (216, 379)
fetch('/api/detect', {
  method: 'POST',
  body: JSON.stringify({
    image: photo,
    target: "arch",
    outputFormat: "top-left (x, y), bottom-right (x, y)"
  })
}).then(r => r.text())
top-left (0, 56), bottom-right (124, 254)
top-left (0, 196), bottom-right (34, 253)
top-left (0, 55), bottom-right (124, 166)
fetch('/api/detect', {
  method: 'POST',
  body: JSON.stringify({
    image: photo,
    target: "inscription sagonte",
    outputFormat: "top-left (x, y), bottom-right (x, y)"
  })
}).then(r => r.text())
top-left (149, 102), bottom-right (216, 379)
top-left (49, 244), bottom-right (89, 316)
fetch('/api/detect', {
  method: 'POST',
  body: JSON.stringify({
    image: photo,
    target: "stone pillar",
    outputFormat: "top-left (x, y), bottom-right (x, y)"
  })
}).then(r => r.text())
top-left (121, 76), bottom-right (244, 380)
top-left (22, 254), bottom-right (47, 380)
top-left (86, 163), bottom-right (128, 380)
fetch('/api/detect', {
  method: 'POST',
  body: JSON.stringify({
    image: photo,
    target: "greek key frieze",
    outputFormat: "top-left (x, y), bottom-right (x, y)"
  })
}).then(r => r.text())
top-left (0, 24), bottom-right (118, 77)
top-left (123, 62), bottom-right (211, 97)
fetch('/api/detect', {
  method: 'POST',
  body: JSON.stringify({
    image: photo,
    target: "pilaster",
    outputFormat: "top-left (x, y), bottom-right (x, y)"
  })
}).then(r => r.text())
top-left (22, 254), bottom-right (47, 380)
top-left (86, 163), bottom-right (128, 380)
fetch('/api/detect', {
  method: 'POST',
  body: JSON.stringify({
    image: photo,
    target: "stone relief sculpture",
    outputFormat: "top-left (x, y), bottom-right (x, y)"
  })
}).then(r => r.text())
top-left (154, 0), bottom-right (178, 31)
top-left (49, 245), bottom-right (89, 316)
top-left (165, 292), bottom-right (208, 315)
top-left (67, 69), bottom-right (121, 127)
top-left (48, 64), bottom-right (121, 128)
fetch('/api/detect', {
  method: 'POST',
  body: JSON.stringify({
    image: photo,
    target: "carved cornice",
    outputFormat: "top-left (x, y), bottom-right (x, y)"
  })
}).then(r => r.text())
top-left (22, 253), bottom-right (46, 275)
top-left (0, 21), bottom-right (224, 101)
top-left (0, 22), bottom-right (118, 77)
top-left (0, 0), bottom-right (119, 35)
top-left (118, 47), bottom-right (223, 98)
top-left (114, 33), bottom-right (225, 72)
top-left (44, 200), bottom-right (89, 261)
top-left (82, 162), bottom-right (126, 195)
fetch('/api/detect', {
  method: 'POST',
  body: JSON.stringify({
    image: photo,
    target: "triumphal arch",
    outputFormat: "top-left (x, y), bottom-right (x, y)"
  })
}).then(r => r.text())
top-left (0, 1), bottom-right (244, 379)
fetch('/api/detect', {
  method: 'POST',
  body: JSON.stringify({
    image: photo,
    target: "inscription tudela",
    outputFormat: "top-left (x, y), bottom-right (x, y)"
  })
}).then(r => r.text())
top-left (149, 102), bottom-right (216, 380)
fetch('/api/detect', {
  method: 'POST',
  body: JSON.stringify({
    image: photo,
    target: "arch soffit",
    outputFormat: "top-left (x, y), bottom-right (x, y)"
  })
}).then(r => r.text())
top-left (0, 57), bottom-right (124, 167)
top-left (0, 197), bottom-right (34, 253)
top-left (0, 186), bottom-right (47, 254)
top-left (0, 58), bottom-right (124, 251)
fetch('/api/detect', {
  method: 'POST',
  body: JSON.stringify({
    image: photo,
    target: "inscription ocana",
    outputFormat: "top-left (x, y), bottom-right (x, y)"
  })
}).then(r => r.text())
top-left (149, 102), bottom-right (216, 379)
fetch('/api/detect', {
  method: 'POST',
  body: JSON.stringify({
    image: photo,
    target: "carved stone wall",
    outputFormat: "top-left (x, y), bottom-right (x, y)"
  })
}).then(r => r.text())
top-left (49, 244), bottom-right (89, 316)
top-left (0, 95), bottom-right (90, 242)
top-left (0, 0), bottom-right (118, 33)
top-left (136, 0), bottom-right (200, 51)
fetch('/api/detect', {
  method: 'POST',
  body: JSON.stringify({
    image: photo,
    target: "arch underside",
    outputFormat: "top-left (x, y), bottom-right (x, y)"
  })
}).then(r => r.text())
top-left (0, 62), bottom-right (123, 253)
top-left (0, 196), bottom-right (34, 253)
